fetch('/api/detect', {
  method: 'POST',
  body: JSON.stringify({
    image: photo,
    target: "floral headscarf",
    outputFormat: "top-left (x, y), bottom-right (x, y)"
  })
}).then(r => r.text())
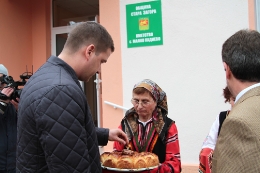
top-left (133, 79), bottom-right (168, 112)
top-left (123, 79), bottom-right (169, 142)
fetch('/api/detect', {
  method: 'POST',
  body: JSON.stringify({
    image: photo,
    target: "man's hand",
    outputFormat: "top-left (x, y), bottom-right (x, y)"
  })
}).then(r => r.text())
top-left (108, 129), bottom-right (129, 146)
top-left (10, 98), bottom-right (19, 111)
top-left (0, 87), bottom-right (14, 103)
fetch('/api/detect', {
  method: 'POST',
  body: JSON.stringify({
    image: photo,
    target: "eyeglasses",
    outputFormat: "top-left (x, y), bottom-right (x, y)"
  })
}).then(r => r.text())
top-left (131, 99), bottom-right (153, 107)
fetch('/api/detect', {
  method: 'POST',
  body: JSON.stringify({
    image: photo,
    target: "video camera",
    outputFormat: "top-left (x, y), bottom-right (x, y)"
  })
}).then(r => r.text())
top-left (0, 70), bottom-right (32, 114)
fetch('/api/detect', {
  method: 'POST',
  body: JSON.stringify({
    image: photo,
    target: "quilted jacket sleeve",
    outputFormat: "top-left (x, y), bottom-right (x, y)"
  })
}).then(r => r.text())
top-left (96, 127), bottom-right (109, 146)
top-left (35, 85), bottom-right (91, 172)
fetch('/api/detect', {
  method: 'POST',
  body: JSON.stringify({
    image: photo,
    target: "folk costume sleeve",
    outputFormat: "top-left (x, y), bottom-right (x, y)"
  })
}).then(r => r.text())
top-left (201, 115), bottom-right (219, 150)
top-left (149, 123), bottom-right (181, 173)
top-left (198, 148), bottom-right (213, 173)
top-left (198, 115), bottom-right (219, 173)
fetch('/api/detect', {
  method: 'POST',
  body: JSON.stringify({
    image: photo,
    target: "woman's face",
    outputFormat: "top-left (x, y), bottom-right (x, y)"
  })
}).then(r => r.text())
top-left (132, 91), bottom-right (157, 119)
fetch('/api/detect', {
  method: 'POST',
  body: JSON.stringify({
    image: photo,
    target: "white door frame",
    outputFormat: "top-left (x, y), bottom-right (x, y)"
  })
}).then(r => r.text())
top-left (51, 26), bottom-right (73, 56)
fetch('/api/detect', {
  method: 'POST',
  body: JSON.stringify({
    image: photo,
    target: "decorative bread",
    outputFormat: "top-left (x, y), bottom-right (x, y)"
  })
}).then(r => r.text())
top-left (100, 149), bottom-right (159, 169)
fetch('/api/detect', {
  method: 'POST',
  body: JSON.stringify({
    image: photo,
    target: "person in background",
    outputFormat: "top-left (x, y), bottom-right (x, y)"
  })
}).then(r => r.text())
top-left (198, 86), bottom-right (235, 173)
top-left (212, 29), bottom-right (260, 173)
top-left (16, 22), bottom-right (128, 173)
top-left (0, 64), bottom-right (19, 173)
top-left (113, 79), bottom-right (181, 173)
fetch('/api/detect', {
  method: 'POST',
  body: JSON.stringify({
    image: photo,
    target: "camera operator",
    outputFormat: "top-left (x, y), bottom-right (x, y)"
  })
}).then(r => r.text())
top-left (0, 64), bottom-right (18, 173)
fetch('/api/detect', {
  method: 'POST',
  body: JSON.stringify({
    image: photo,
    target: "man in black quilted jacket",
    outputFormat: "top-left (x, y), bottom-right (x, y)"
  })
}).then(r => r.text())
top-left (16, 22), bottom-right (128, 173)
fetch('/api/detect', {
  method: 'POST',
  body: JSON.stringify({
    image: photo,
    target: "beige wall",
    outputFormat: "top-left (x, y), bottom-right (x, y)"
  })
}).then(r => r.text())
top-left (0, 0), bottom-right (257, 172)
top-left (31, 0), bottom-right (51, 71)
top-left (249, 0), bottom-right (256, 29)
top-left (99, 0), bottom-right (124, 151)
top-left (0, 0), bottom-right (32, 79)
top-left (118, 0), bottom-right (257, 171)
top-left (0, 0), bottom-right (51, 79)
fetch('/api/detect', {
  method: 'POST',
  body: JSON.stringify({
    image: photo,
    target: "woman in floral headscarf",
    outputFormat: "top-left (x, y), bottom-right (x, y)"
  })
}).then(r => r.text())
top-left (113, 79), bottom-right (181, 173)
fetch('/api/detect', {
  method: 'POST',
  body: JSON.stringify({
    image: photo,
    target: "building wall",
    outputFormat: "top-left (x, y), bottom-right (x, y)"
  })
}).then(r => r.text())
top-left (248, 0), bottom-right (257, 29)
top-left (119, 0), bottom-right (250, 166)
top-left (100, 0), bottom-right (256, 169)
top-left (100, 0), bottom-right (125, 151)
top-left (0, 0), bottom-right (51, 80)
top-left (31, 0), bottom-right (51, 71)
top-left (0, 0), bottom-right (257, 172)
top-left (0, 0), bottom-right (32, 79)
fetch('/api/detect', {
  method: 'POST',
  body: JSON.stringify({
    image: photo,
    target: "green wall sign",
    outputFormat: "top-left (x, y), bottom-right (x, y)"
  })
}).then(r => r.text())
top-left (126, 0), bottom-right (163, 48)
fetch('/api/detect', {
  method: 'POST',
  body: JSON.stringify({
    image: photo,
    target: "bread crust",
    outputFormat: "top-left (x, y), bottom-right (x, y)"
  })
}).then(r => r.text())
top-left (100, 149), bottom-right (159, 169)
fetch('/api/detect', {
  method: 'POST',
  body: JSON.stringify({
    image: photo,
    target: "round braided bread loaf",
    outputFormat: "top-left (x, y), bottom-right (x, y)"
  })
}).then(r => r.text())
top-left (100, 149), bottom-right (159, 169)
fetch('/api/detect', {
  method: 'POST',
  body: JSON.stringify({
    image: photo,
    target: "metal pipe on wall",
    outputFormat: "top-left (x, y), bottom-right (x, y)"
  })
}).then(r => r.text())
top-left (95, 73), bottom-right (101, 127)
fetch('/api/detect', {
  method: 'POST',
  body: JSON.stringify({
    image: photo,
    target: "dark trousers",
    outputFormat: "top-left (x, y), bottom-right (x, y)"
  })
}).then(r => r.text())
top-left (0, 169), bottom-right (16, 173)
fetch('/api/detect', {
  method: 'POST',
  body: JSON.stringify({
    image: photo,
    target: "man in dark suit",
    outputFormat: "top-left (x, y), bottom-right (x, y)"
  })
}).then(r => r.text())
top-left (212, 29), bottom-right (260, 173)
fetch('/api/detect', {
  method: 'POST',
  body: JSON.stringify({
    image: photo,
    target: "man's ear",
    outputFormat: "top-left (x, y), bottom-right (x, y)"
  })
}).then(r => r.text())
top-left (84, 44), bottom-right (95, 60)
top-left (223, 62), bottom-right (232, 79)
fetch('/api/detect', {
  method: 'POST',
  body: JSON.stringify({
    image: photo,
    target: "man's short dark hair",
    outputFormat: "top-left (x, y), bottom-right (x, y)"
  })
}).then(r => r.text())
top-left (64, 21), bottom-right (114, 54)
top-left (222, 29), bottom-right (260, 82)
